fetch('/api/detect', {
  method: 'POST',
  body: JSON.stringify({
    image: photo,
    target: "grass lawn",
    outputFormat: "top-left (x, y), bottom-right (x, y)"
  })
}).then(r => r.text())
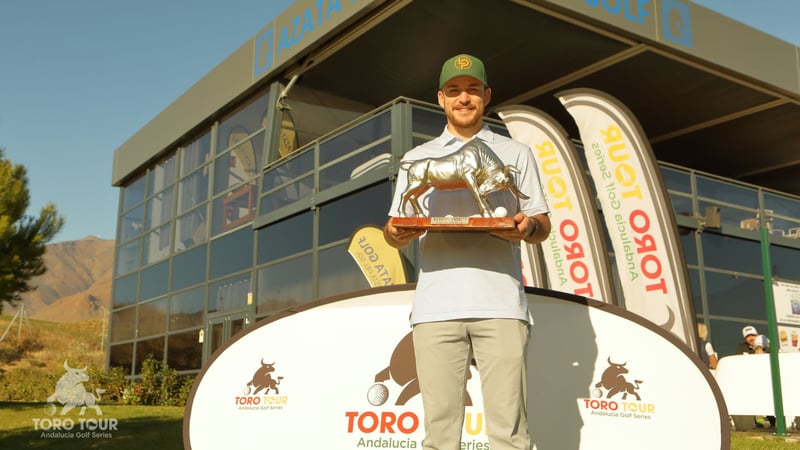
top-left (2, 402), bottom-right (800, 449)
top-left (0, 402), bottom-right (184, 449)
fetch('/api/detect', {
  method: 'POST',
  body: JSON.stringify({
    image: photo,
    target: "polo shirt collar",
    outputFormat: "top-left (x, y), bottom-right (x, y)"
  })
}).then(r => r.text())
top-left (436, 124), bottom-right (494, 148)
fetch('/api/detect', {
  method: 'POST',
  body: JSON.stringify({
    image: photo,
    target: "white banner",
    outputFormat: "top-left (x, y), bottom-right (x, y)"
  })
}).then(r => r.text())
top-left (185, 286), bottom-right (728, 449)
top-left (498, 105), bottom-right (614, 302)
top-left (559, 88), bottom-right (696, 350)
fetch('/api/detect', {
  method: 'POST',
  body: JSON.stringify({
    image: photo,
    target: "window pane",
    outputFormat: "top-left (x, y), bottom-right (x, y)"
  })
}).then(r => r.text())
top-left (123, 175), bottom-right (146, 212)
top-left (138, 297), bottom-right (167, 338)
top-left (412, 106), bottom-right (446, 137)
top-left (116, 239), bottom-right (141, 276)
top-left (209, 273), bottom-right (251, 313)
top-left (319, 140), bottom-right (392, 190)
top-left (257, 211), bottom-right (313, 264)
top-left (771, 244), bottom-right (800, 282)
top-left (181, 132), bottom-right (212, 176)
top-left (217, 92), bottom-right (270, 154)
top-left (319, 112), bottom-right (391, 165)
top-left (318, 182), bottom-right (391, 245)
top-left (661, 166), bottom-right (691, 194)
top-left (172, 245), bottom-right (207, 291)
top-left (170, 286), bottom-right (206, 331)
top-left (209, 227), bottom-right (253, 280)
top-left (148, 153), bottom-right (177, 195)
top-left (141, 261), bottom-right (169, 300)
top-left (214, 132), bottom-right (265, 195)
top-left (262, 150), bottom-right (314, 193)
top-left (113, 273), bottom-right (138, 308)
top-left (696, 175), bottom-right (757, 209)
top-left (145, 186), bottom-right (175, 231)
top-left (701, 233), bottom-right (761, 274)
top-left (143, 223), bottom-right (171, 265)
top-left (259, 174), bottom-right (314, 214)
top-left (175, 205), bottom-right (209, 252)
top-left (167, 330), bottom-right (203, 371)
top-left (120, 204), bottom-right (144, 243)
top-left (679, 229), bottom-right (697, 266)
top-left (257, 254), bottom-right (312, 314)
top-left (669, 193), bottom-right (693, 217)
top-left (111, 307), bottom-right (136, 342)
top-left (688, 268), bottom-right (702, 314)
top-left (109, 343), bottom-right (133, 374)
top-left (697, 200), bottom-right (753, 232)
top-left (318, 244), bottom-right (369, 299)
top-left (764, 192), bottom-right (800, 219)
top-left (212, 182), bottom-right (257, 236)
top-left (178, 169), bottom-right (209, 214)
top-left (135, 337), bottom-right (165, 375)
top-left (705, 271), bottom-right (766, 321)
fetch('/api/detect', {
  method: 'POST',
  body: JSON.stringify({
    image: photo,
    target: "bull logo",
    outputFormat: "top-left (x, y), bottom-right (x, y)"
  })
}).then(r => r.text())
top-left (45, 360), bottom-right (104, 415)
top-left (244, 359), bottom-right (284, 395)
top-left (594, 357), bottom-right (643, 401)
top-left (369, 332), bottom-right (475, 406)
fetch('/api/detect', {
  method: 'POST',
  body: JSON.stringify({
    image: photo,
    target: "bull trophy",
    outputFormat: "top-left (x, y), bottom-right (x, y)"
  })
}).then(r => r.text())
top-left (390, 138), bottom-right (529, 231)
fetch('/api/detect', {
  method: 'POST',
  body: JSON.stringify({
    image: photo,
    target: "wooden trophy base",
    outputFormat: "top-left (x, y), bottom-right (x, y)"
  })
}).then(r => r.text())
top-left (390, 216), bottom-right (515, 231)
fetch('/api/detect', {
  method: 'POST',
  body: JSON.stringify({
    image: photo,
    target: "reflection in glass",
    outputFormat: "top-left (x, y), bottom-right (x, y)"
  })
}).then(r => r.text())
top-left (259, 174), bottom-right (314, 215)
top-left (113, 273), bottom-right (138, 308)
top-left (135, 337), bottom-right (165, 375)
top-left (319, 112), bottom-right (391, 165)
top-left (175, 205), bottom-right (209, 252)
top-left (701, 233), bottom-right (761, 274)
top-left (145, 186), bottom-right (175, 231)
top-left (138, 297), bottom-right (168, 337)
top-left (109, 343), bottom-right (133, 374)
top-left (123, 175), bottom-right (146, 212)
top-left (319, 245), bottom-right (369, 299)
top-left (172, 245), bottom-right (207, 291)
top-left (257, 211), bottom-right (313, 264)
top-left (771, 244), bottom-right (800, 282)
top-left (318, 182), bottom-right (391, 245)
top-left (179, 169), bottom-right (209, 214)
top-left (257, 254), bottom-right (312, 314)
top-left (696, 175), bottom-right (757, 209)
top-left (209, 228), bottom-right (253, 279)
top-left (216, 92), bottom-right (270, 154)
top-left (170, 286), bottom-right (206, 331)
top-left (110, 307), bottom-right (136, 342)
top-left (143, 223), bottom-right (171, 265)
top-left (319, 141), bottom-right (392, 191)
top-left (116, 239), bottom-right (141, 276)
top-left (168, 330), bottom-right (203, 371)
top-left (181, 132), bottom-right (212, 176)
top-left (214, 133), bottom-right (265, 195)
top-left (212, 182), bottom-right (257, 236)
top-left (120, 204), bottom-right (144, 244)
top-left (661, 166), bottom-right (691, 194)
top-left (705, 271), bottom-right (766, 321)
top-left (148, 153), bottom-right (177, 195)
top-left (209, 274), bottom-right (251, 314)
top-left (141, 261), bottom-right (169, 301)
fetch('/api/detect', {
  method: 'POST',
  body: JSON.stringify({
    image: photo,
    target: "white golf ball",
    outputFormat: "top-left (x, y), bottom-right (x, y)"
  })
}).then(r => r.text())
top-left (494, 206), bottom-right (508, 217)
top-left (367, 383), bottom-right (389, 406)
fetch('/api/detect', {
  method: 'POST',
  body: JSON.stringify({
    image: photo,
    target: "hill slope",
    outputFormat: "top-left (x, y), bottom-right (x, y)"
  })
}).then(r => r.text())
top-left (14, 236), bottom-right (114, 322)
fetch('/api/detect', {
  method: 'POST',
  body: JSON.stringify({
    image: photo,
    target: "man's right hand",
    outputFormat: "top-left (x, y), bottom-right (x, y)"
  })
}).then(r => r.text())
top-left (383, 219), bottom-right (424, 248)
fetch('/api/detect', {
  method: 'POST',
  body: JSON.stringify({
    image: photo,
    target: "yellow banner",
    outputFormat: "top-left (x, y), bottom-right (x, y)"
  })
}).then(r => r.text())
top-left (347, 225), bottom-right (407, 287)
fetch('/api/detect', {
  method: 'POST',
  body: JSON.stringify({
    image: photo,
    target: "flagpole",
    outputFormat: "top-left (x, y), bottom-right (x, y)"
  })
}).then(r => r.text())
top-left (760, 223), bottom-right (789, 436)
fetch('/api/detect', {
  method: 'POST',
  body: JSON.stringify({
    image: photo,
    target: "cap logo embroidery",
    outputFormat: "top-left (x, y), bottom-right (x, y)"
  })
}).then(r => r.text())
top-left (455, 55), bottom-right (472, 71)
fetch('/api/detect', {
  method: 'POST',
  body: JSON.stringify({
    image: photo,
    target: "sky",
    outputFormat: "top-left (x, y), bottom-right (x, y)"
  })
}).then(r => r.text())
top-left (1, 1), bottom-right (799, 244)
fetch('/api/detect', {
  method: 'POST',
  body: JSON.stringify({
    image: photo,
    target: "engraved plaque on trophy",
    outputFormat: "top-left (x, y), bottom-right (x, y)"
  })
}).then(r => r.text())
top-left (390, 138), bottom-right (528, 231)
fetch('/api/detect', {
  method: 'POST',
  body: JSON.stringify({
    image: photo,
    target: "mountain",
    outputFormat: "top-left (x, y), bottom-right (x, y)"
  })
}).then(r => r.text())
top-left (15, 236), bottom-right (115, 323)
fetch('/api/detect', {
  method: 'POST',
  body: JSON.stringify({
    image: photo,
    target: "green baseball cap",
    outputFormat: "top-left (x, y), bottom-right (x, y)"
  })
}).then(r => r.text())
top-left (439, 54), bottom-right (488, 88)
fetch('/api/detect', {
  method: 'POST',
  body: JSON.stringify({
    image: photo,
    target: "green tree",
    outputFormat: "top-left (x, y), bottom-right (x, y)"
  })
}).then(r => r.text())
top-left (0, 148), bottom-right (65, 313)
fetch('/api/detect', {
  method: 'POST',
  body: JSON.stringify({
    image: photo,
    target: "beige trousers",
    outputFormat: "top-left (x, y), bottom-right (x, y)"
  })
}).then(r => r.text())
top-left (412, 319), bottom-right (530, 450)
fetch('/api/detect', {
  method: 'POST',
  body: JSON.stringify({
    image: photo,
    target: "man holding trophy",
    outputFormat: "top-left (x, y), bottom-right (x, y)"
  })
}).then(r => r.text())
top-left (383, 54), bottom-right (551, 450)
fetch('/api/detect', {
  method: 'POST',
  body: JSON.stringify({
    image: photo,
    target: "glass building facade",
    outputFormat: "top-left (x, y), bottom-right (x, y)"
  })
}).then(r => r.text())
top-left (110, 83), bottom-right (800, 376)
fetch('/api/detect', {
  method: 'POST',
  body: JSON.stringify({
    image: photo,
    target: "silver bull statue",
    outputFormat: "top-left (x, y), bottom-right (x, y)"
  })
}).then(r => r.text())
top-left (398, 138), bottom-right (529, 217)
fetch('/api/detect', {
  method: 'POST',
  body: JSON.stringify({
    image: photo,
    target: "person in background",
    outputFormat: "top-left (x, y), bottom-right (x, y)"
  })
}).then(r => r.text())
top-left (383, 53), bottom-right (551, 450)
top-left (736, 325), bottom-right (769, 354)
top-left (733, 325), bottom-right (775, 429)
top-left (697, 322), bottom-right (718, 370)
